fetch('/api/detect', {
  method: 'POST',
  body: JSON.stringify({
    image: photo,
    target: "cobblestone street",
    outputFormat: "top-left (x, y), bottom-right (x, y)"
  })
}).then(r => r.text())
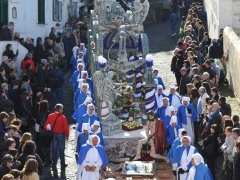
top-left (40, 21), bottom-right (240, 180)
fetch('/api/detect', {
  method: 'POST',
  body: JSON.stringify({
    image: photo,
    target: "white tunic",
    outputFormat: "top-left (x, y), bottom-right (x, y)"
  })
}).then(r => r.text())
top-left (171, 94), bottom-right (181, 113)
top-left (181, 109), bottom-right (195, 144)
top-left (81, 147), bottom-right (103, 180)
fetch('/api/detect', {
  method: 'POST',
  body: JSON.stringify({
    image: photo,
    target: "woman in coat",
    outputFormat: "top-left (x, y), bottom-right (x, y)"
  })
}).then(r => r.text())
top-left (22, 159), bottom-right (40, 180)
top-left (2, 44), bottom-right (18, 60)
top-left (202, 124), bottom-right (220, 180)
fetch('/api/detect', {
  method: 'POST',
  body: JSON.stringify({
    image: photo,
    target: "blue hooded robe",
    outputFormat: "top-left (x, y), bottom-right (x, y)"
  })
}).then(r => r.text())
top-left (166, 124), bottom-right (181, 145)
top-left (76, 113), bottom-right (99, 133)
top-left (92, 130), bottom-right (104, 147)
top-left (157, 106), bottom-right (172, 128)
top-left (70, 54), bottom-right (79, 73)
top-left (72, 103), bottom-right (87, 124)
top-left (76, 133), bottom-right (93, 154)
top-left (177, 104), bottom-right (197, 126)
top-left (70, 70), bottom-right (82, 92)
top-left (156, 76), bottom-right (165, 90)
top-left (186, 163), bottom-right (213, 180)
top-left (74, 91), bottom-right (88, 110)
top-left (172, 145), bottom-right (198, 169)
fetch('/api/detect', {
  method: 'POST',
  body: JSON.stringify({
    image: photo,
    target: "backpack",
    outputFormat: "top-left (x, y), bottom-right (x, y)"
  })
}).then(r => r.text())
top-left (46, 70), bottom-right (61, 88)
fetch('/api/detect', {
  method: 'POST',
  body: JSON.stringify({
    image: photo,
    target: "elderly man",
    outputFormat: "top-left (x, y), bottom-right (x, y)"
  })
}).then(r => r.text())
top-left (24, 37), bottom-right (34, 53)
top-left (186, 153), bottom-right (213, 180)
top-left (172, 136), bottom-right (198, 180)
top-left (202, 72), bottom-right (214, 87)
top-left (0, 56), bottom-right (10, 78)
top-left (157, 97), bottom-right (175, 128)
top-left (206, 102), bottom-right (222, 135)
top-left (177, 97), bottom-right (197, 144)
top-left (168, 86), bottom-right (181, 113)
top-left (179, 67), bottom-right (191, 96)
top-left (155, 85), bottom-right (167, 109)
top-left (77, 135), bottom-right (108, 180)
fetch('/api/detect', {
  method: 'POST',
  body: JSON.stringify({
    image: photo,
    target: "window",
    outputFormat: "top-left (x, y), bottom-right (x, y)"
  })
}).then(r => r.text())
top-left (12, 7), bottom-right (17, 18)
top-left (0, 0), bottom-right (8, 25)
top-left (38, 0), bottom-right (45, 24)
top-left (53, 0), bottom-right (62, 22)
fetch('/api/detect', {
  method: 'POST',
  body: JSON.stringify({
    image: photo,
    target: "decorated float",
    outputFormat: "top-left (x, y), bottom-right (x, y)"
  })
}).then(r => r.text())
top-left (87, 0), bottom-right (175, 179)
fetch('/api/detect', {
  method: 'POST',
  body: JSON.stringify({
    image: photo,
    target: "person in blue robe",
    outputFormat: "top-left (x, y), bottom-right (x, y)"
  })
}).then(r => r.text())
top-left (153, 69), bottom-right (165, 90)
top-left (168, 86), bottom-right (181, 113)
top-left (74, 79), bottom-right (86, 103)
top-left (80, 71), bottom-right (93, 94)
top-left (177, 97), bottom-right (197, 144)
top-left (70, 46), bottom-right (79, 73)
top-left (70, 63), bottom-right (84, 92)
top-left (91, 120), bottom-right (104, 147)
top-left (157, 97), bottom-right (175, 128)
top-left (172, 136), bottom-right (198, 180)
top-left (74, 83), bottom-right (91, 110)
top-left (72, 96), bottom-right (93, 147)
top-left (76, 104), bottom-right (99, 133)
top-left (76, 123), bottom-right (93, 154)
top-left (167, 128), bottom-right (186, 159)
top-left (166, 115), bottom-right (181, 146)
top-left (186, 153), bottom-right (213, 180)
top-left (154, 85), bottom-right (167, 109)
top-left (76, 135), bottom-right (108, 180)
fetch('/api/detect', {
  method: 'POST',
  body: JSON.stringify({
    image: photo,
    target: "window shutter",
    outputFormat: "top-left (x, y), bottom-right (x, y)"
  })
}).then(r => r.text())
top-left (58, 1), bottom-right (62, 22)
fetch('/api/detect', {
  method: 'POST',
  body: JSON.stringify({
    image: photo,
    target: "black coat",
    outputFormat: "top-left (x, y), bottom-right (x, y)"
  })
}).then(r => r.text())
top-left (35, 43), bottom-right (45, 60)
top-left (179, 74), bottom-right (191, 95)
top-left (0, 62), bottom-right (11, 78)
top-left (0, 96), bottom-right (15, 113)
top-left (0, 27), bottom-right (12, 41)
top-left (49, 31), bottom-right (56, 42)
top-left (2, 50), bottom-right (16, 60)
top-left (207, 112), bottom-right (222, 135)
top-left (17, 153), bottom-right (43, 174)
top-left (0, 165), bottom-right (11, 180)
top-left (62, 36), bottom-right (74, 58)
top-left (209, 42), bottom-right (223, 59)
top-left (19, 100), bottom-right (33, 119)
top-left (233, 151), bottom-right (240, 180)
top-left (203, 134), bottom-right (219, 157)
top-left (220, 103), bottom-right (231, 117)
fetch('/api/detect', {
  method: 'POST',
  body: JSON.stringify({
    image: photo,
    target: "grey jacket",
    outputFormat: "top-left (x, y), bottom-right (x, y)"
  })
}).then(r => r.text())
top-left (221, 135), bottom-right (235, 161)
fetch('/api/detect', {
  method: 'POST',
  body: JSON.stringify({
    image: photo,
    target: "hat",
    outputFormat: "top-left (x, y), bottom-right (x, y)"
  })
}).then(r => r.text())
top-left (182, 96), bottom-right (190, 102)
top-left (92, 120), bottom-right (100, 127)
top-left (145, 54), bottom-right (154, 67)
top-left (181, 135), bottom-right (191, 142)
top-left (170, 116), bottom-right (178, 124)
top-left (192, 153), bottom-right (204, 166)
top-left (82, 123), bottom-right (91, 132)
top-left (84, 97), bottom-right (92, 104)
top-left (98, 55), bottom-right (107, 68)
top-left (157, 85), bottom-right (163, 90)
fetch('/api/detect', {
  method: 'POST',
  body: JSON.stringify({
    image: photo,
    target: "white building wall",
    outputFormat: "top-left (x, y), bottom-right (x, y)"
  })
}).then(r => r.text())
top-left (8, 0), bottom-right (69, 41)
top-left (204, 0), bottom-right (240, 39)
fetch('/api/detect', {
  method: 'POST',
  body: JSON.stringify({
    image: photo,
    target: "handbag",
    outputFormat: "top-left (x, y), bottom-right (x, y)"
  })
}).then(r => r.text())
top-left (179, 27), bottom-right (183, 35)
top-left (201, 135), bottom-right (215, 156)
top-left (46, 114), bottom-right (61, 139)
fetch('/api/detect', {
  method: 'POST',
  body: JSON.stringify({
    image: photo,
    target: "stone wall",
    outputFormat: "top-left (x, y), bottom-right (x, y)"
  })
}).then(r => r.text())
top-left (145, 0), bottom-right (164, 23)
top-left (223, 26), bottom-right (240, 99)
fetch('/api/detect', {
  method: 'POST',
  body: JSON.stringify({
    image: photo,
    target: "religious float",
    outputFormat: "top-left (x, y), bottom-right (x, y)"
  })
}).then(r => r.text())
top-left (87, 0), bottom-right (175, 179)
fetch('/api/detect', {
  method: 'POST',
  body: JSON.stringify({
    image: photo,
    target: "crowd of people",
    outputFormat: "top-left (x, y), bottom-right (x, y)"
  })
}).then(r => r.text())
top-left (0, 18), bottom-right (91, 179)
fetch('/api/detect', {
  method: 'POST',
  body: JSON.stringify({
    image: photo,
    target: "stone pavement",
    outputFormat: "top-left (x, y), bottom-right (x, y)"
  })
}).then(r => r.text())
top-left (40, 21), bottom-right (240, 180)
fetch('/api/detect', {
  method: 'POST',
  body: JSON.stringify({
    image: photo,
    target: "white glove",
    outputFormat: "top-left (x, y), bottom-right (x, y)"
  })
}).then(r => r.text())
top-left (46, 124), bottom-right (51, 130)
top-left (182, 166), bottom-right (188, 171)
top-left (172, 163), bottom-right (177, 171)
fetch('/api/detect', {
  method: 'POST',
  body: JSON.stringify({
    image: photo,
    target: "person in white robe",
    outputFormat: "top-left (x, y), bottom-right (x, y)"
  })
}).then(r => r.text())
top-left (168, 86), bottom-right (181, 113)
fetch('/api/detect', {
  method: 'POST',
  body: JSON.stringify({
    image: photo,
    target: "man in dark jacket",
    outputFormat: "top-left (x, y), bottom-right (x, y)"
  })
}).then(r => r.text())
top-left (62, 32), bottom-right (74, 70)
top-left (49, 27), bottom-right (57, 42)
top-left (50, 63), bottom-right (64, 107)
top-left (0, 25), bottom-right (13, 41)
top-left (179, 67), bottom-right (191, 96)
top-left (0, 89), bottom-right (15, 113)
top-left (219, 96), bottom-right (232, 117)
top-left (196, 21), bottom-right (206, 43)
top-left (0, 56), bottom-right (10, 78)
top-left (233, 115), bottom-right (240, 129)
top-left (207, 102), bottom-right (222, 135)
top-left (209, 39), bottom-right (223, 59)
top-left (0, 154), bottom-right (13, 179)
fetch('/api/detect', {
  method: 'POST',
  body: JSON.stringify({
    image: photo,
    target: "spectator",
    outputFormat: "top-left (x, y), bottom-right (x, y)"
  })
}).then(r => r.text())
top-left (195, 21), bottom-right (206, 43)
top-left (169, 9), bottom-right (178, 36)
top-left (194, 46), bottom-right (203, 65)
top-left (0, 138), bottom-right (15, 164)
top-left (62, 32), bottom-right (73, 70)
top-left (211, 87), bottom-right (220, 101)
top-left (0, 25), bottom-right (13, 41)
top-left (20, 75), bottom-right (32, 96)
top-left (17, 140), bottom-right (43, 174)
top-left (197, 86), bottom-right (209, 116)
top-left (193, 75), bottom-right (201, 89)
top-left (24, 37), bottom-right (35, 53)
top-left (54, 37), bottom-right (65, 70)
top-left (18, 132), bottom-right (32, 155)
top-left (1, 56), bottom-right (10, 79)
top-left (35, 37), bottom-right (45, 66)
top-left (2, 44), bottom-right (18, 60)
top-left (44, 104), bottom-right (69, 170)
top-left (186, 83), bottom-right (195, 97)
top-left (219, 96), bottom-right (232, 117)
top-left (9, 169), bottom-right (21, 180)
top-left (8, 69), bottom-right (16, 84)
top-left (13, 32), bottom-right (20, 42)
top-left (202, 72), bottom-right (214, 87)
top-left (49, 27), bottom-right (56, 42)
top-left (20, 53), bottom-right (36, 75)
top-left (8, 80), bottom-right (20, 114)
top-left (50, 63), bottom-right (64, 106)
top-left (200, 32), bottom-right (211, 57)
top-left (0, 89), bottom-right (15, 113)
top-left (36, 63), bottom-right (46, 84)
top-left (206, 102), bottom-right (222, 135)
top-left (0, 112), bottom-right (9, 148)
top-left (233, 115), bottom-right (240, 129)
top-left (203, 59), bottom-right (216, 84)
top-left (2, 174), bottom-right (14, 180)
top-left (179, 67), bottom-right (191, 95)
top-left (7, 149), bottom-right (19, 169)
top-left (163, 0), bottom-right (172, 21)
top-left (210, 58), bottom-right (220, 82)
top-left (209, 39), bottom-right (223, 59)
top-left (202, 81), bottom-right (211, 97)
top-left (190, 88), bottom-right (199, 113)
top-left (233, 141), bottom-right (240, 180)
top-left (21, 159), bottom-right (39, 180)
top-left (202, 124), bottom-right (219, 179)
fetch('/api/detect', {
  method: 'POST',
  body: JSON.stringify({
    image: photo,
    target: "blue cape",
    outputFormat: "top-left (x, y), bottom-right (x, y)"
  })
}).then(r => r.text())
top-left (154, 93), bottom-right (167, 109)
top-left (77, 144), bottom-right (109, 166)
top-left (72, 103), bottom-right (87, 124)
top-left (168, 94), bottom-right (181, 106)
top-left (157, 106), bottom-right (171, 128)
top-left (70, 54), bottom-right (79, 73)
top-left (186, 163), bottom-right (213, 180)
top-left (76, 132), bottom-right (93, 154)
top-left (156, 76), bottom-right (165, 90)
top-left (177, 104), bottom-right (197, 125)
top-left (172, 145), bottom-right (198, 169)
top-left (74, 91), bottom-right (87, 110)
top-left (166, 125), bottom-right (181, 145)
top-left (70, 70), bottom-right (81, 92)
top-left (77, 114), bottom-right (99, 133)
